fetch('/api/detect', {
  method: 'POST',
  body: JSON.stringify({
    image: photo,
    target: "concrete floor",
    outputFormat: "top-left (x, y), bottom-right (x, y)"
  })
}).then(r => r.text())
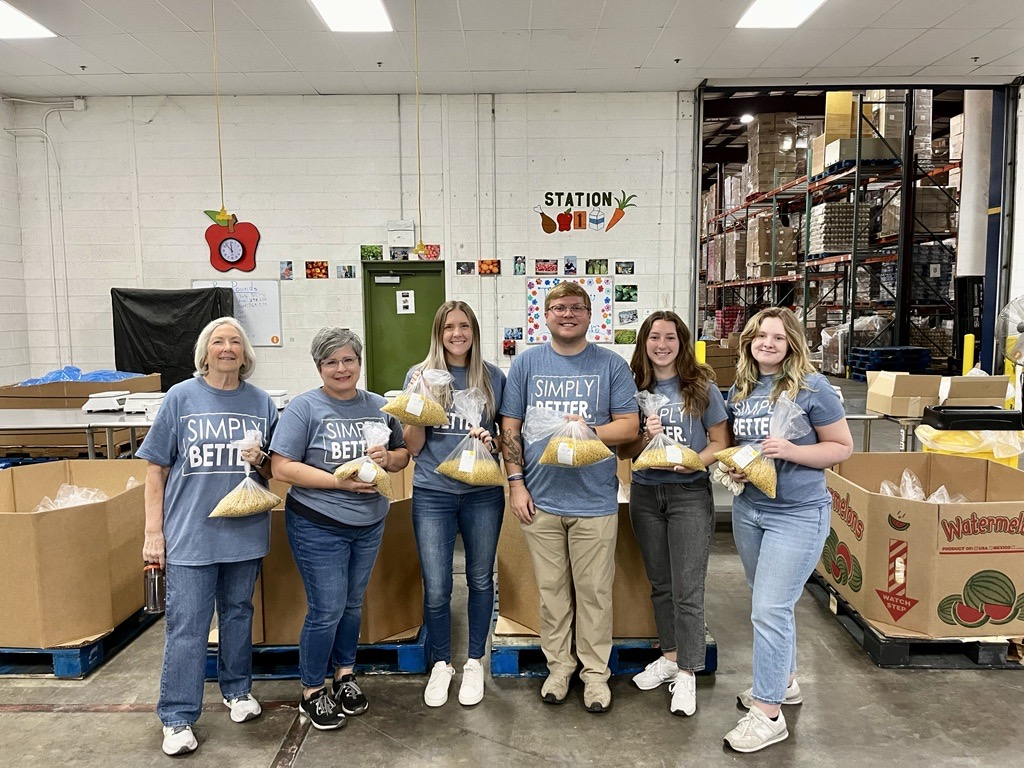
top-left (2, 380), bottom-right (1022, 767)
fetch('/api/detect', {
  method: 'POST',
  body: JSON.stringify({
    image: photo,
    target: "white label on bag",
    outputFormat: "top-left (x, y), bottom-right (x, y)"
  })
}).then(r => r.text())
top-left (458, 449), bottom-right (476, 473)
top-left (732, 444), bottom-right (759, 469)
top-left (357, 461), bottom-right (377, 483)
top-left (665, 444), bottom-right (683, 465)
top-left (557, 443), bottom-right (575, 465)
top-left (405, 392), bottom-right (425, 416)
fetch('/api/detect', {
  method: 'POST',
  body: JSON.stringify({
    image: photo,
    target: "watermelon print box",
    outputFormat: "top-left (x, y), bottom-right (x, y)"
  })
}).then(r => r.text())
top-left (819, 452), bottom-right (1024, 638)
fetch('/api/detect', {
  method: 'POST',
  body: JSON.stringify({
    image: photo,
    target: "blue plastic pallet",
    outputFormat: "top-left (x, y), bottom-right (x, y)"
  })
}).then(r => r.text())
top-left (206, 627), bottom-right (429, 680)
top-left (490, 622), bottom-right (718, 678)
top-left (0, 609), bottom-right (160, 679)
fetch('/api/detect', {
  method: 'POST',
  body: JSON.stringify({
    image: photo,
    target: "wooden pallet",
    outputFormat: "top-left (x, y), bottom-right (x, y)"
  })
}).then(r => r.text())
top-left (806, 573), bottom-right (1024, 670)
top-left (489, 615), bottom-right (718, 678)
top-left (206, 626), bottom-right (429, 680)
top-left (0, 609), bottom-right (160, 679)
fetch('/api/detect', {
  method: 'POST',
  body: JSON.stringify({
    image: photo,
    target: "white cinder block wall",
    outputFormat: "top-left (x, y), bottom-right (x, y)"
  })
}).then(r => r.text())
top-left (8, 91), bottom-right (694, 394)
top-left (0, 97), bottom-right (29, 384)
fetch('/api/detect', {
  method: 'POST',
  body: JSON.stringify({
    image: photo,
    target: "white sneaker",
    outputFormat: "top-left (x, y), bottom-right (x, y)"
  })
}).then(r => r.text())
top-left (161, 725), bottom-right (198, 756)
top-left (458, 659), bottom-right (484, 706)
top-left (632, 656), bottom-right (678, 691)
top-left (423, 661), bottom-right (455, 707)
top-left (724, 708), bottom-right (789, 753)
top-left (223, 694), bottom-right (262, 723)
top-left (668, 673), bottom-right (696, 716)
top-left (737, 679), bottom-right (803, 709)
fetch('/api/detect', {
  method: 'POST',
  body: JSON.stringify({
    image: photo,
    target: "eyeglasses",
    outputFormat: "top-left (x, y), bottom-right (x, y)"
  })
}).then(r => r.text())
top-left (547, 304), bottom-right (590, 315)
top-left (321, 356), bottom-right (360, 370)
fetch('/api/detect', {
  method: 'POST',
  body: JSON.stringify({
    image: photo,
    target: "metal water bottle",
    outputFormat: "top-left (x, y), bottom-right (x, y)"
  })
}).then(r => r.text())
top-left (144, 564), bottom-right (166, 614)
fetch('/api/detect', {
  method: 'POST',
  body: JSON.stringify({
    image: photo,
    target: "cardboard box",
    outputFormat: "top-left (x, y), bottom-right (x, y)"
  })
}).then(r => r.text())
top-left (940, 375), bottom-right (1010, 408)
top-left (810, 134), bottom-right (827, 177)
top-left (866, 372), bottom-right (940, 417)
top-left (819, 453), bottom-right (1024, 638)
top-left (823, 138), bottom-right (893, 168)
top-left (0, 374), bottom-right (161, 409)
top-left (0, 459), bottom-right (147, 648)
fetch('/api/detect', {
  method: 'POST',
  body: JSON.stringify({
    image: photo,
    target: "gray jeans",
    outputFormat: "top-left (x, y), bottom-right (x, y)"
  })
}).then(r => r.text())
top-left (628, 479), bottom-right (714, 671)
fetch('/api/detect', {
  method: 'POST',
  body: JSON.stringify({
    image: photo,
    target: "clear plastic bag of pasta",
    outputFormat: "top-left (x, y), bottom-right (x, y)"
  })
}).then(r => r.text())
top-left (333, 421), bottom-right (395, 499)
top-left (714, 393), bottom-right (810, 499)
top-left (209, 429), bottom-right (282, 518)
top-left (381, 368), bottom-right (453, 426)
top-left (435, 388), bottom-right (504, 486)
top-left (524, 405), bottom-right (613, 468)
top-left (632, 391), bottom-right (705, 472)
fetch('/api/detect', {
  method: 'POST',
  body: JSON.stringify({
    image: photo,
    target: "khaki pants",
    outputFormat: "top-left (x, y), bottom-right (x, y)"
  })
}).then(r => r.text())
top-left (520, 508), bottom-right (617, 683)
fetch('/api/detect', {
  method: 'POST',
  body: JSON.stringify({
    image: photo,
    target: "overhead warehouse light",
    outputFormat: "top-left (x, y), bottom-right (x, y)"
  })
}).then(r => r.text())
top-left (309, 0), bottom-right (393, 32)
top-left (736, 0), bottom-right (828, 29)
top-left (0, 1), bottom-right (55, 39)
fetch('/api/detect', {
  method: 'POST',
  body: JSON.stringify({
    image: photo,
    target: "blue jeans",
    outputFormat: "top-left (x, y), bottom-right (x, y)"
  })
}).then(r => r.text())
top-left (285, 509), bottom-right (386, 688)
top-left (629, 479), bottom-right (714, 671)
top-left (157, 559), bottom-right (262, 727)
top-left (732, 499), bottom-right (831, 706)
top-left (412, 485), bottom-right (504, 663)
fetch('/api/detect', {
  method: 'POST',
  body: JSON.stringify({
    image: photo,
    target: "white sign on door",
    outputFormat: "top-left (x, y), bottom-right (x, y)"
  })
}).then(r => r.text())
top-left (397, 290), bottom-right (416, 315)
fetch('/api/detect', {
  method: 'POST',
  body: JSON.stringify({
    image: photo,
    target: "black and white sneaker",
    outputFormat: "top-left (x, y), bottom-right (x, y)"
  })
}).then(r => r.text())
top-left (333, 673), bottom-right (369, 716)
top-left (299, 688), bottom-right (346, 730)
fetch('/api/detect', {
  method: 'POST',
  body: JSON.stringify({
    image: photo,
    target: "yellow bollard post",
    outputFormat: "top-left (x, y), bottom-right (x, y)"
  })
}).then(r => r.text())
top-left (695, 340), bottom-right (706, 365)
top-left (961, 334), bottom-right (975, 375)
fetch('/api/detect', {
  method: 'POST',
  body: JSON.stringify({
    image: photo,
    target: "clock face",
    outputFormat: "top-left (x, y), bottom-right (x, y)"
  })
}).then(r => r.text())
top-left (219, 237), bottom-right (244, 263)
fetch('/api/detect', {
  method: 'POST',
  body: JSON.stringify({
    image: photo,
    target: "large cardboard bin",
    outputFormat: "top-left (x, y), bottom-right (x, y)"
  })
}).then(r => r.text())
top-left (0, 459), bottom-right (147, 648)
top-left (865, 371), bottom-right (1009, 418)
top-left (820, 452), bottom-right (1024, 638)
top-left (0, 373), bottom-right (161, 409)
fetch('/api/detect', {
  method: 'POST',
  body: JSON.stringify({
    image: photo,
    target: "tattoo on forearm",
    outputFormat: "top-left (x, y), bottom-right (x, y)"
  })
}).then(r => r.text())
top-left (503, 429), bottom-right (524, 465)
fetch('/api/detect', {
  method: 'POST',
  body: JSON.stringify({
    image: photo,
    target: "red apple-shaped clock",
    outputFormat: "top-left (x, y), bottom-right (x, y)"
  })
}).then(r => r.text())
top-left (205, 209), bottom-right (260, 272)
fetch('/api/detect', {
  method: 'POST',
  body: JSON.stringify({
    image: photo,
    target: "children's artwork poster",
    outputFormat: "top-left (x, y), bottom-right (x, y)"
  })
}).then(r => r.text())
top-left (585, 259), bottom-right (608, 275)
top-left (305, 261), bottom-right (329, 279)
top-left (615, 284), bottom-right (638, 302)
top-left (456, 261), bottom-right (476, 275)
top-left (564, 254), bottom-right (577, 275)
top-left (389, 247), bottom-right (410, 261)
top-left (526, 277), bottom-right (613, 344)
top-left (535, 258), bottom-right (558, 275)
top-left (279, 261), bottom-right (293, 281)
top-left (337, 265), bottom-right (356, 279)
top-left (360, 244), bottom-right (383, 261)
top-left (513, 255), bottom-right (526, 275)
top-left (615, 261), bottom-right (634, 275)
top-left (618, 309), bottom-right (638, 325)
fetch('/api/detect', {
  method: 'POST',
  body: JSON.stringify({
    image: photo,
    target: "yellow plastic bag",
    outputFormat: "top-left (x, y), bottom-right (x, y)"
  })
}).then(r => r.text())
top-left (332, 421), bottom-right (396, 498)
top-left (435, 388), bottom-right (504, 486)
top-left (632, 391), bottom-right (705, 471)
top-left (209, 429), bottom-right (281, 518)
top-left (381, 368), bottom-right (453, 426)
top-left (524, 406), bottom-right (613, 468)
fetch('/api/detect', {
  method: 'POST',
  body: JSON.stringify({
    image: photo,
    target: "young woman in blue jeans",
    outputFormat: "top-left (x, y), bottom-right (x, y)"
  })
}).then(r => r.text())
top-left (617, 311), bottom-right (729, 717)
top-left (270, 328), bottom-right (409, 731)
top-left (722, 307), bottom-right (852, 753)
top-left (403, 301), bottom-right (506, 708)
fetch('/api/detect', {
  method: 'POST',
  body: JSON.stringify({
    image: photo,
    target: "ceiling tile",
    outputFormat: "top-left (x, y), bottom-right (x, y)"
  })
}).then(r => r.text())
top-left (133, 32), bottom-right (237, 73)
top-left (991, 47), bottom-right (1024, 67)
top-left (869, 0), bottom-right (969, 29)
top-left (666, 0), bottom-right (749, 28)
top-left (578, 68), bottom-right (637, 92)
top-left (530, 1), bottom-right (604, 31)
top-left (528, 30), bottom-right (596, 71)
top-left (600, 0), bottom-right (678, 29)
top-left (747, 68), bottom-right (812, 80)
top-left (466, 31), bottom-right (530, 71)
top-left (76, 72), bottom-right (159, 95)
top-left (472, 70), bottom-right (528, 93)
top-left (759, 27), bottom-right (859, 69)
top-left (187, 72), bottom-right (264, 94)
top-left (459, 0), bottom-right (530, 31)
top-left (646, 27), bottom-right (730, 68)
top-left (705, 29), bottom-right (795, 70)
top-left (526, 69), bottom-right (584, 92)
top-left (15, 74), bottom-right (108, 96)
top-left (0, 42), bottom-right (65, 76)
top-left (4, 37), bottom-right (120, 75)
top-left (81, 0), bottom-right (192, 33)
top-left (935, 28), bottom-right (1024, 66)
top-left (700, 68), bottom-right (756, 80)
top-left (68, 34), bottom-right (174, 73)
top-left (939, 0), bottom-right (1023, 29)
top-left (801, 0), bottom-right (892, 29)
top-left (11, 0), bottom-right (122, 35)
top-left (0, 75), bottom-right (59, 97)
top-left (244, 71), bottom-right (318, 94)
top-left (383, 0), bottom-right (463, 33)
top-left (859, 65), bottom-right (927, 77)
top-left (973, 64), bottom-right (1024, 76)
top-left (633, 67), bottom-right (698, 91)
top-left (914, 64), bottom-right (986, 77)
top-left (804, 66), bottom-right (868, 77)
top-left (335, 32), bottom-right (410, 72)
top-left (230, 0), bottom-right (326, 32)
top-left (396, 32), bottom-right (469, 72)
top-left (588, 28), bottom-right (660, 69)
top-left (265, 31), bottom-right (352, 72)
top-left (130, 72), bottom-right (210, 94)
top-left (360, 70), bottom-right (416, 93)
top-left (417, 71), bottom-right (474, 93)
top-left (208, 32), bottom-right (294, 73)
top-left (819, 28), bottom-right (928, 67)
top-left (303, 71), bottom-right (370, 94)
top-left (153, 0), bottom-right (258, 32)
top-left (877, 28), bottom-right (987, 67)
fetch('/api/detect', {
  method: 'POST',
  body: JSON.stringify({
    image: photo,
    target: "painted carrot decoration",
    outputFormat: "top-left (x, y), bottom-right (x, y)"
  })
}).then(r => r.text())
top-left (605, 190), bottom-right (636, 231)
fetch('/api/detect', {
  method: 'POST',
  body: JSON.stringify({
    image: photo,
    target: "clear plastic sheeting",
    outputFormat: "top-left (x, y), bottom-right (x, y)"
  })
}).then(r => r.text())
top-left (32, 483), bottom-right (109, 513)
top-left (17, 366), bottom-right (145, 387)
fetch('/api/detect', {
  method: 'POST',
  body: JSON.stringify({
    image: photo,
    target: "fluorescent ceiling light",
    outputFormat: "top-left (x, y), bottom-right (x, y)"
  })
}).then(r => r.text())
top-left (0, 1), bottom-right (56, 39)
top-left (309, 0), bottom-right (393, 32)
top-left (736, 0), bottom-right (828, 29)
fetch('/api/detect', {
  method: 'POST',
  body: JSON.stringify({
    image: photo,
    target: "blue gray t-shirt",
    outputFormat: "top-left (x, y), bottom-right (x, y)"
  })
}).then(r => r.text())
top-left (500, 343), bottom-right (638, 517)
top-left (726, 372), bottom-right (846, 511)
top-left (404, 363), bottom-right (507, 494)
top-left (136, 376), bottom-right (278, 567)
top-left (269, 388), bottom-right (405, 526)
top-left (632, 378), bottom-right (728, 487)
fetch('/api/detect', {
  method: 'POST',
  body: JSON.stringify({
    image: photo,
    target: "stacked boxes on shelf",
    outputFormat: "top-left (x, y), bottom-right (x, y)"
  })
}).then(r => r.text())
top-left (810, 92), bottom-right (865, 176)
top-left (746, 215), bottom-right (797, 276)
top-left (714, 307), bottom-right (745, 339)
top-left (910, 322), bottom-right (954, 358)
top-left (701, 187), bottom-right (717, 232)
top-left (705, 236), bottom-right (721, 283)
top-left (723, 175), bottom-right (744, 211)
top-left (744, 112), bottom-right (798, 197)
top-left (807, 202), bottom-right (870, 255)
top-left (723, 229), bottom-right (748, 281)
top-left (879, 244), bottom-right (955, 305)
top-left (880, 187), bottom-right (957, 238)
top-left (949, 113), bottom-right (964, 190)
top-left (865, 89), bottom-right (933, 161)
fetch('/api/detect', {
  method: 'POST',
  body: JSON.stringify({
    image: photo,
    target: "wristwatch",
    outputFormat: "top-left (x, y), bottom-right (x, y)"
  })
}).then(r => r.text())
top-left (254, 451), bottom-right (268, 468)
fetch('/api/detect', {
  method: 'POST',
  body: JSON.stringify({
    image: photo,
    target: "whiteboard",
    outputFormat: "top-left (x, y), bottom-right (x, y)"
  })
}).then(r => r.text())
top-left (192, 279), bottom-right (282, 347)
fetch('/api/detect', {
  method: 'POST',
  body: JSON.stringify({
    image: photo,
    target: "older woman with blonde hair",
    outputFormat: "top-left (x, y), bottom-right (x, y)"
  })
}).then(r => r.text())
top-left (138, 316), bottom-right (278, 757)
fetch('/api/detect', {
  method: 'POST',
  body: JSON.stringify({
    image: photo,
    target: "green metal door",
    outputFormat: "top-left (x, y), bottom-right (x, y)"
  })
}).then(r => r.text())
top-left (362, 261), bottom-right (446, 394)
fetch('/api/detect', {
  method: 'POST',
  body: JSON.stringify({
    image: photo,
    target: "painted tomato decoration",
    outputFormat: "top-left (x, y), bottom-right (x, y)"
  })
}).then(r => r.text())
top-left (205, 210), bottom-right (259, 272)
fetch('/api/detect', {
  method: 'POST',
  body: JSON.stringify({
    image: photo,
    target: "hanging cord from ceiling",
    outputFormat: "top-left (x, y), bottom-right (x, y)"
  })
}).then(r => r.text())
top-left (210, 0), bottom-right (228, 220)
top-left (412, 0), bottom-right (426, 255)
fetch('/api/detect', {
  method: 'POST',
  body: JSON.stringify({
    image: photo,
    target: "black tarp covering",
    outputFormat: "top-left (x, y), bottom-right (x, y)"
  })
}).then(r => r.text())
top-left (111, 287), bottom-right (234, 391)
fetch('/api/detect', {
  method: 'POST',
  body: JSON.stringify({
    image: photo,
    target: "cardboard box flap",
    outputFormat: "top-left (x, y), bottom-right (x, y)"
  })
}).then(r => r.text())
top-left (939, 375), bottom-right (1010, 404)
top-left (867, 371), bottom-right (941, 398)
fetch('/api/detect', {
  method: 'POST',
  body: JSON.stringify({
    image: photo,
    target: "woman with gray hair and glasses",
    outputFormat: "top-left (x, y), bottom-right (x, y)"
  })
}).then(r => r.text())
top-left (269, 327), bottom-right (409, 731)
